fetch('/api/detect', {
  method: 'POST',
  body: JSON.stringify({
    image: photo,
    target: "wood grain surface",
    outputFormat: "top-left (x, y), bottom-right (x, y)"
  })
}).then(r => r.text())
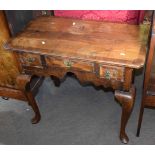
top-left (6, 16), bottom-right (150, 69)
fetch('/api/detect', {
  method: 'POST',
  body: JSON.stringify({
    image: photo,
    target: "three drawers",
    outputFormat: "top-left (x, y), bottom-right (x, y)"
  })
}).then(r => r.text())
top-left (18, 53), bottom-right (124, 82)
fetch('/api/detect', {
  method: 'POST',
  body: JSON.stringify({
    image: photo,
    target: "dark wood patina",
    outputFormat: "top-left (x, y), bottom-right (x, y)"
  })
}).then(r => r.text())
top-left (5, 13), bottom-right (152, 143)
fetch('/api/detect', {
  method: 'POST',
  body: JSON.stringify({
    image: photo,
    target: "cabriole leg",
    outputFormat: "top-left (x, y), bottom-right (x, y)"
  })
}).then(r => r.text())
top-left (16, 74), bottom-right (41, 124)
top-left (115, 85), bottom-right (136, 144)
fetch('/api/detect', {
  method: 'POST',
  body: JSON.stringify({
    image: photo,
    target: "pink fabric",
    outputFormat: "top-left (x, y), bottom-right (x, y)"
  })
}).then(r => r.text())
top-left (54, 10), bottom-right (145, 24)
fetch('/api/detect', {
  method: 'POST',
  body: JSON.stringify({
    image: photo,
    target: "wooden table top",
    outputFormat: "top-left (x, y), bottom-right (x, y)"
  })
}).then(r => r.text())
top-left (6, 16), bottom-right (150, 69)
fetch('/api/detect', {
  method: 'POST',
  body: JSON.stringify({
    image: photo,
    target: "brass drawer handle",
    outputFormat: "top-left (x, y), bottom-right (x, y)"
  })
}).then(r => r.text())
top-left (27, 57), bottom-right (36, 63)
top-left (64, 60), bottom-right (73, 68)
top-left (105, 69), bottom-right (111, 80)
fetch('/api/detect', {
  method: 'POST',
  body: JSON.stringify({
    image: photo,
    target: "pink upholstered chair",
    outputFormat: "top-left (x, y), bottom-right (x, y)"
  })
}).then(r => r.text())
top-left (54, 10), bottom-right (145, 24)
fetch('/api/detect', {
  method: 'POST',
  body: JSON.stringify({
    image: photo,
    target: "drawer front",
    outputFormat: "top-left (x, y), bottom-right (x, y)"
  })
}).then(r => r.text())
top-left (99, 65), bottom-right (124, 81)
top-left (46, 56), bottom-right (94, 72)
top-left (18, 53), bottom-right (42, 67)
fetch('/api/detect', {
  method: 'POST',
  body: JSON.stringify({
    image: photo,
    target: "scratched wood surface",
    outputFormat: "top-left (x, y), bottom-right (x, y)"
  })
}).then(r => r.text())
top-left (0, 11), bottom-right (19, 88)
top-left (7, 16), bottom-right (151, 69)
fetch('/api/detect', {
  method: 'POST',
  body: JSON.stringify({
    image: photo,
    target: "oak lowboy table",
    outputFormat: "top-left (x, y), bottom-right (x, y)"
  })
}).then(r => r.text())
top-left (5, 16), bottom-right (150, 143)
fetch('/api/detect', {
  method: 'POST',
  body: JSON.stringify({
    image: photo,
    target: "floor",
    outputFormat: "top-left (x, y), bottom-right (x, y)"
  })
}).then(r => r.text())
top-left (0, 71), bottom-right (155, 145)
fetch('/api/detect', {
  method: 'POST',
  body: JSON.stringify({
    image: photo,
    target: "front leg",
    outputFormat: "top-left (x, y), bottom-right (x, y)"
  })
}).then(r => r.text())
top-left (115, 85), bottom-right (136, 144)
top-left (16, 74), bottom-right (41, 124)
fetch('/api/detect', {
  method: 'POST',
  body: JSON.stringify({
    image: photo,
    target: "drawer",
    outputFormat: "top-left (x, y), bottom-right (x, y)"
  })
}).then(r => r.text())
top-left (99, 65), bottom-right (124, 81)
top-left (45, 56), bottom-right (94, 72)
top-left (18, 53), bottom-right (42, 67)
